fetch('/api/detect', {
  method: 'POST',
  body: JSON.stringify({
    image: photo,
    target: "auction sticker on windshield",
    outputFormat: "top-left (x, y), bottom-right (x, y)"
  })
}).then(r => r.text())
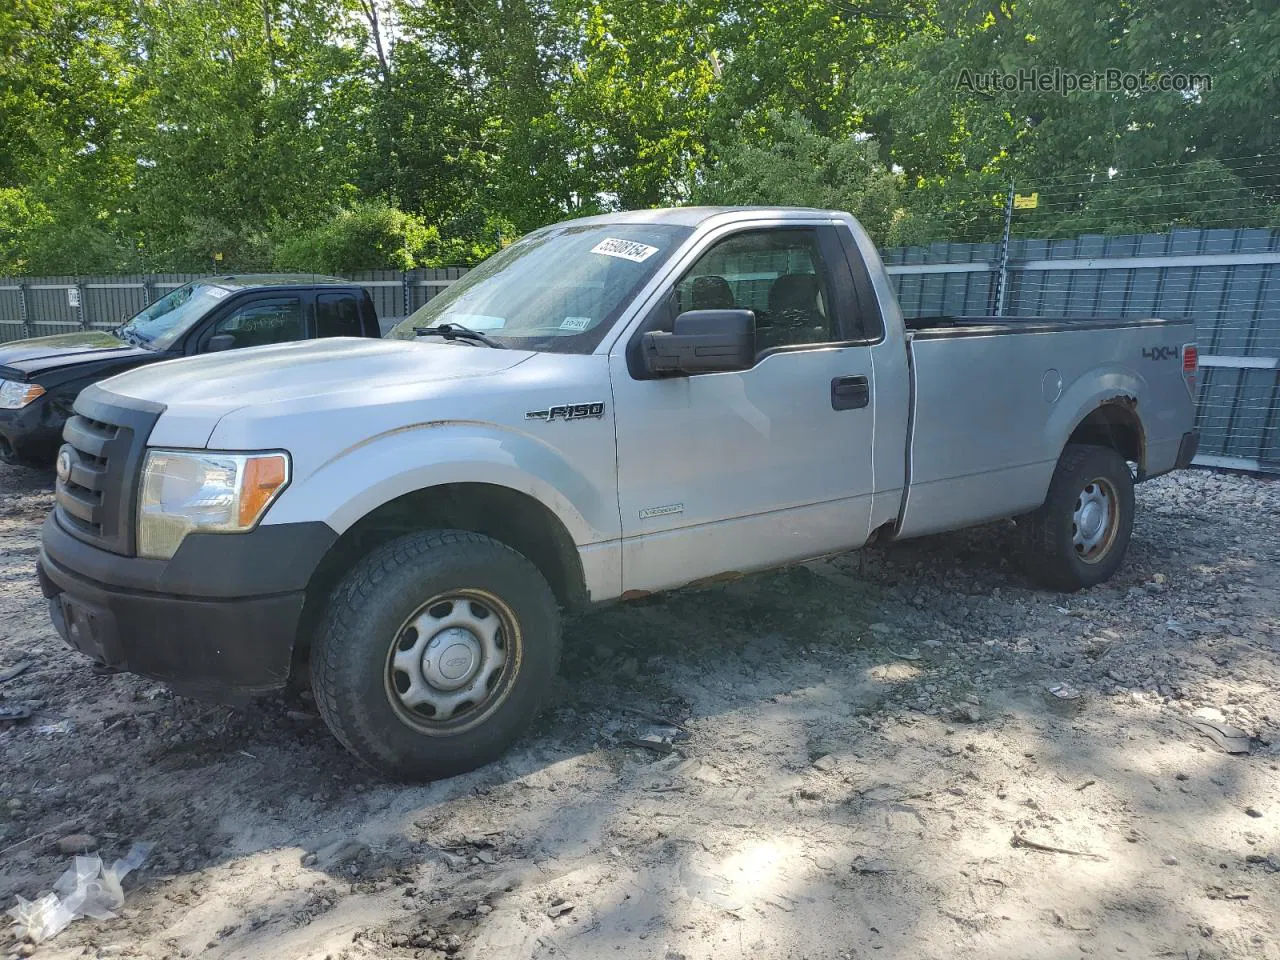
top-left (590, 238), bottom-right (659, 263)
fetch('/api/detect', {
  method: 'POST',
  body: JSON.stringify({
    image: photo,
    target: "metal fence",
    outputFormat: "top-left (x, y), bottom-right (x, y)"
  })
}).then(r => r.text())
top-left (882, 228), bottom-right (1280, 473)
top-left (3, 227), bottom-right (1278, 472)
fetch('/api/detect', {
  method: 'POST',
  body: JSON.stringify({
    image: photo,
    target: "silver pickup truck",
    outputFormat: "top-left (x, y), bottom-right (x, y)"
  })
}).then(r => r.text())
top-left (37, 207), bottom-right (1200, 779)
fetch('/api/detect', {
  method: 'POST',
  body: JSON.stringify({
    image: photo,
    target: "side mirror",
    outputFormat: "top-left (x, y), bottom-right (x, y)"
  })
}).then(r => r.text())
top-left (642, 309), bottom-right (755, 375)
top-left (206, 333), bottom-right (237, 353)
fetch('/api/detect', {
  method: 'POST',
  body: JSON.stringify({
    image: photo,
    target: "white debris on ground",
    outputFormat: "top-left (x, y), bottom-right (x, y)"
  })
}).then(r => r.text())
top-left (1, 464), bottom-right (1278, 959)
top-left (8, 843), bottom-right (153, 944)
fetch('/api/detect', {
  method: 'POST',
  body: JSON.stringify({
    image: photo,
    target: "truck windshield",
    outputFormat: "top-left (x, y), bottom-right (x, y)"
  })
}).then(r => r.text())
top-left (117, 283), bottom-right (230, 349)
top-left (388, 222), bottom-right (693, 353)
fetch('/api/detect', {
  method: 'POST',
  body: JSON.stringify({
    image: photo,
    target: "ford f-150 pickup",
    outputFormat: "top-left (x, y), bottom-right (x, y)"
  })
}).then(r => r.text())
top-left (36, 207), bottom-right (1200, 779)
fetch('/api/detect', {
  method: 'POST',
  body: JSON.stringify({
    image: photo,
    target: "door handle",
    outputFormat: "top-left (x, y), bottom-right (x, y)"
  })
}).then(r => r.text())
top-left (831, 375), bottom-right (870, 411)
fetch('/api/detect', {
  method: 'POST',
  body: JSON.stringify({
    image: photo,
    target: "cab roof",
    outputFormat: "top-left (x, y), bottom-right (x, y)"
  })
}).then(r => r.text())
top-left (549, 206), bottom-right (845, 229)
top-left (201, 273), bottom-right (353, 289)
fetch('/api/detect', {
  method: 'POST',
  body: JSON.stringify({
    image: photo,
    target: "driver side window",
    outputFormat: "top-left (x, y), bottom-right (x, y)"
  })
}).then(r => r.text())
top-left (208, 297), bottom-right (305, 350)
top-left (674, 229), bottom-right (834, 351)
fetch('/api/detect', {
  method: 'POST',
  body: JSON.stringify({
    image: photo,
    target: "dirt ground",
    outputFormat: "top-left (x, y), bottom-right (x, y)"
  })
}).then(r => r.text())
top-left (2, 462), bottom-right (1278, 960)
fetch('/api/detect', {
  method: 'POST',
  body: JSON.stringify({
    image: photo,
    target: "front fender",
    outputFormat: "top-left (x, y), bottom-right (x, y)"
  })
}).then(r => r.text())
top-left (263, 420), bottom-right (619, 546)
top-left (1048, 364), bottom-right (1148, 459)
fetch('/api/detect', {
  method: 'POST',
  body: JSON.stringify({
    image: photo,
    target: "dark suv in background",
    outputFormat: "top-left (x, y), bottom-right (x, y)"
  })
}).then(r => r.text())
top-left (0, 275), bottom-right (380, 466)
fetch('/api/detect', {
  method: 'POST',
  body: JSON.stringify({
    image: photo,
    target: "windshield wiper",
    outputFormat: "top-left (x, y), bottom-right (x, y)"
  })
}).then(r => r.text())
top-left (113, 326), bottom-right (150, 347)
top-left (414, 323), bottom-right (507, 349)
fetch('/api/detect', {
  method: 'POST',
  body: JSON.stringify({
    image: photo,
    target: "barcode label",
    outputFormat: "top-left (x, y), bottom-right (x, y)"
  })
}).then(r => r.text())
top-left (590, 238), bottom-right (659, 263)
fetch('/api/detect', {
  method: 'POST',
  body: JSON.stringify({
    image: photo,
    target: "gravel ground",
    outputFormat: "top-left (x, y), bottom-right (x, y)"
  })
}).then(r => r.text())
top-left (1, 463), bottom-right (1278, 960)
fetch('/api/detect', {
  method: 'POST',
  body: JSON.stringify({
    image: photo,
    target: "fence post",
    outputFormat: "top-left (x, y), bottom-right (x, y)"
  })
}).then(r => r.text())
top-left (402, 271), bottom-right (411, 321)
top-left (142, 275), bottom-right (152, 307)
top-left (18, 280), bottom-right (31, 339)
top-left (72, 277), bottom-right (86, 329)
top-left (993, 182), bottom-right (1015, 317)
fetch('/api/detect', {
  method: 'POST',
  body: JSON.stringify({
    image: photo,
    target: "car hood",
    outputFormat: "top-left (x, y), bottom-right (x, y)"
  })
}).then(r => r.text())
top-left (100, 336), bottom-right (534, 414)
top-left (0, 331), bottom-right (151, 378)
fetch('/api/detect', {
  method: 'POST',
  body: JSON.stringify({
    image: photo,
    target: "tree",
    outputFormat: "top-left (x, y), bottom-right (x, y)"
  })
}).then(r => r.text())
top-left (1, 0), bottom-right (1276, 274)
top-left (693, 111), bottom-right (909, 244)
top-left (131, 0), bottom-right (370, 267)
top-left (273, 201), bottom-right (442, 272)
top-left (854, 1), bottom-right (1280, 192)
top-left (556, 0), bottom-right (718, 209)
top-left (0, 0), bottom-right (148, 272)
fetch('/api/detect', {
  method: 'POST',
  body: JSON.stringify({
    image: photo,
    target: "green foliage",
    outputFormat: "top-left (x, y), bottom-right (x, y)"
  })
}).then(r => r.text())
top-left (1015, 160), bottom-right (1280, 238)
top-left (273, 202), bottom-right (442, 273)
top-left (693, 112), bottom-right (905, 244)
top-left (0, 189), bottom-right (50, 275)
top-left (0, 0), bottom-right (1275, 276)
top-left (853, 0), bottom-right (1280, 190)
top-left (889, 173), bottom-right (1013, 246)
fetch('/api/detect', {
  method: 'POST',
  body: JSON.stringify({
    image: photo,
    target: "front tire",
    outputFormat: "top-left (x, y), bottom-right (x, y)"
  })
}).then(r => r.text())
top-left (311, 530), bottom-right (561, 780)
top-left (1020, 444), bottom-right (1135, 592)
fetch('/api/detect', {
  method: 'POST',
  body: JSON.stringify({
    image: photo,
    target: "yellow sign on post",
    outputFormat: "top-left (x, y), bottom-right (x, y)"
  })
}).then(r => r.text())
top-left (214, 251), bottom-right (224, 262)
top-left (1013, 192), bottom-right (1039, 210)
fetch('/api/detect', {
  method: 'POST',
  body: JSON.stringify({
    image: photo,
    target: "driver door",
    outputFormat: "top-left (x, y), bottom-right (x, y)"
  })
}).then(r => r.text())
top-left (188, 295), bottom-right (306, 353)
top-left (609, 223), bottom-right (879, 594)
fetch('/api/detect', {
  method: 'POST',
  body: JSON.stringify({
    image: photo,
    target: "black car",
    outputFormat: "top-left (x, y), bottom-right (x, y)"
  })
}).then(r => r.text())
top-left (0, 275), bottom-right (381, 466)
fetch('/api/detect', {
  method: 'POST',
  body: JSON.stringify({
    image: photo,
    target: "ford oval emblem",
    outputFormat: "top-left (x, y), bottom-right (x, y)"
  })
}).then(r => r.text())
top-left (55, 448), bottom-right (74, 483)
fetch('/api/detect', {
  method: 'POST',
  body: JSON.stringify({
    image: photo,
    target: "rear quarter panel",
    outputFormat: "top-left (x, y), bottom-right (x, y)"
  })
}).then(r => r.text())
top-left (898, 318), bottom-right (1195, 539)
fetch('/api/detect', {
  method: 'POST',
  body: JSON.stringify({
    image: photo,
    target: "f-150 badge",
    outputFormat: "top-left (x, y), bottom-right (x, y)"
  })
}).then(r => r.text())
top-left (526, 402), bottom-right (606, 422)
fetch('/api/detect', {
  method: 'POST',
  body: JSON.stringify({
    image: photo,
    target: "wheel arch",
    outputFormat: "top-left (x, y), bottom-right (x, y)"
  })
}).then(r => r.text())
top-left (1064, 397), bottom-right (1146, 476)
top-left (295, 482), bottom-right (589, 667)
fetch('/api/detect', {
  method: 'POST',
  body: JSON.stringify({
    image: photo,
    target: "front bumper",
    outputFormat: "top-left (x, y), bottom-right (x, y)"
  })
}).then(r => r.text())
top-left (0, 393), bottom-right (64, 465)
top-left (38, 512), bottom-right (337, 701)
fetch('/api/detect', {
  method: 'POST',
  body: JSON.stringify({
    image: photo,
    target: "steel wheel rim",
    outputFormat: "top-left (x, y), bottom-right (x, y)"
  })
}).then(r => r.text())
top-left (1072, 476), bottom-right (1120, 564)
top-left (383, 588), bottom-right (522, 735)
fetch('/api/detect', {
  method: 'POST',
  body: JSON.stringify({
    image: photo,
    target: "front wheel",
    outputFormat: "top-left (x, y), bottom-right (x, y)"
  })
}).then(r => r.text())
top-left (311, 530), bottom-right (561, 780)
top-left (1019, 443), bottom-right (1135, 592)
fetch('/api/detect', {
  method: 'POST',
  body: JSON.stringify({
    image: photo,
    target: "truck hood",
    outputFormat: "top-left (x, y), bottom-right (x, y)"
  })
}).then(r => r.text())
top-left (100, 336), bottom-right (534, 415)
top-left (0, 331), bottom-right (152, 379)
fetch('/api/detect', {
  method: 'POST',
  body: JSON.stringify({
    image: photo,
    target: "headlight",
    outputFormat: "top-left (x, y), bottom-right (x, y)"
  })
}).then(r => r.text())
top-left (137, 449), bottom-right (290, 559)
top-left (0, 379), bottom-right (45, 409)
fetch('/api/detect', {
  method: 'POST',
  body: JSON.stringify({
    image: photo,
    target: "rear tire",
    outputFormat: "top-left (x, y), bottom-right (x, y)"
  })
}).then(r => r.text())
top-left (1020, 443), bottom-right (1134, 592)
top-left (311, 530), bottom-right (561, 781)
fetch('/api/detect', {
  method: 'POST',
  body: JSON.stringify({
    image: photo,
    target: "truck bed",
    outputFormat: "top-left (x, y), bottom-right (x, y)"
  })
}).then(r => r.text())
top-left (896, 313), bottom-right (1197, 540)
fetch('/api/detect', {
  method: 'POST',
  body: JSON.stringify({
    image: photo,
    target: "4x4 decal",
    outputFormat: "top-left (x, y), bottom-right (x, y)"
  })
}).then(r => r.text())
top-left (1142, 346), bottom-right (1179, 361)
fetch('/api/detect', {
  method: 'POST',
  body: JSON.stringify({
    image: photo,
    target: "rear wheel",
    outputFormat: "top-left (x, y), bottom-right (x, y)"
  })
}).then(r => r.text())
top-left (311, 530), bottom-right (561, 780)
top-left (1019, 443), bottom-right (1135, 591)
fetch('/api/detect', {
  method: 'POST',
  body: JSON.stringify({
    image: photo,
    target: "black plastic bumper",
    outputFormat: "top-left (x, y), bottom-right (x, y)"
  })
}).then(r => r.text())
top-left (0, 394), bottom-right (64, 465)
top-left (38, 513), bottom-right (338, 701)
top-left (1175, 429), bottom-right (1200, 469)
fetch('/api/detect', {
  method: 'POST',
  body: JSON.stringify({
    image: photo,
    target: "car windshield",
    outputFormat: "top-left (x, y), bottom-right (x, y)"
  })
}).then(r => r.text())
top-left (388, 222), bottom-right (693, 353)
top-left (118, 283), bottom-right (230, 349)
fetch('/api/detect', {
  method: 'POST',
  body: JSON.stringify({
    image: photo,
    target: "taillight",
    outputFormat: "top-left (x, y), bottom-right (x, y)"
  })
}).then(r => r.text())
top-left (1182, 343), bottom-right (1198, 396)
